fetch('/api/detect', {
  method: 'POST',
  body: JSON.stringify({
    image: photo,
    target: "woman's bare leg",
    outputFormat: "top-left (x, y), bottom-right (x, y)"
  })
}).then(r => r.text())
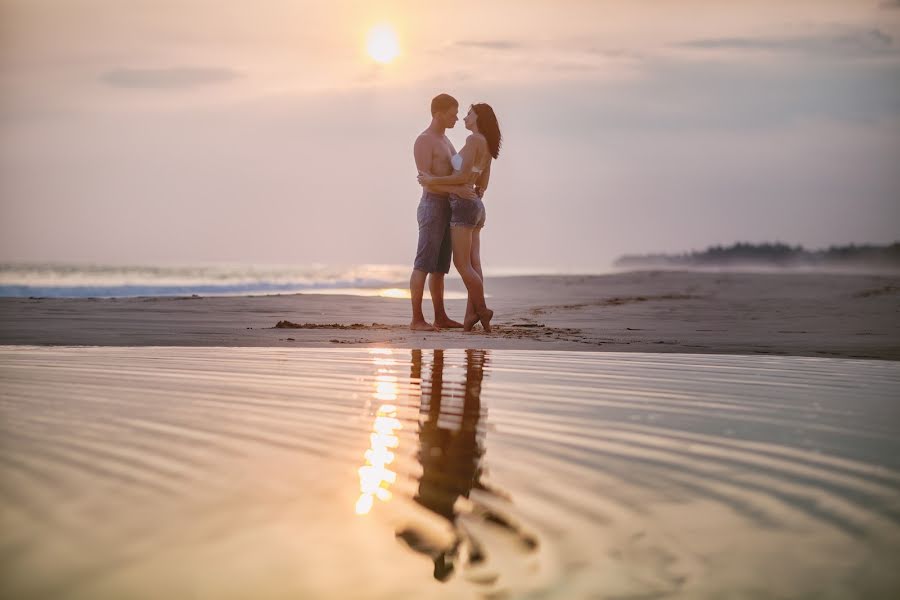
top-left (452, 227), bottom-right (492, 333)
top-left (465, 228), bottom-right (485, 329)
top-left (471, 228), bottom-right (491, 331)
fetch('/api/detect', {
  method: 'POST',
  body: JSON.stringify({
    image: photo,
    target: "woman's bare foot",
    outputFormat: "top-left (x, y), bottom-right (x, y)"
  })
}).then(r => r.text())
top-left (477, 308), bottom-right (494, 333)
top-left (434, 317), bottom-right (464, 329)
top-left (410, 320), bottom-right (439, 332)
top-left (463, 310), bottom-right (479, 332)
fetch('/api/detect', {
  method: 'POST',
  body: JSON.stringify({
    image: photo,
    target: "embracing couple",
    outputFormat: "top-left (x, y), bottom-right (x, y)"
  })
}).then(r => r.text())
top-left (409, 93), bottom-right (502, 334)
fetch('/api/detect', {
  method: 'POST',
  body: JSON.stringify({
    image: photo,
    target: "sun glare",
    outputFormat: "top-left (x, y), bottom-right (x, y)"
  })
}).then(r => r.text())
top-left (366, 24), bottom-right (400, 64)
top-left (379, 288), bottom-right (408, 299)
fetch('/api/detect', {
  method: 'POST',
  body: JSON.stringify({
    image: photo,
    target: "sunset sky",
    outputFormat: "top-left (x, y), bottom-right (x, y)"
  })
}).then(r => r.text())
top-left (1, 0), bottom-right (898, 270)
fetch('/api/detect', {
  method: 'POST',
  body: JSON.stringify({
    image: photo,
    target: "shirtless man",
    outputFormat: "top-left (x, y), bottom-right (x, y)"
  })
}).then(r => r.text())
top-left (410, 93), bottom-right (478, 331)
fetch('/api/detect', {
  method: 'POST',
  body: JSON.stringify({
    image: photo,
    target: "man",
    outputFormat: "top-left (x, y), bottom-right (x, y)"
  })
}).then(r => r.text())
top-left (409, 93), bottom-right (478, 331)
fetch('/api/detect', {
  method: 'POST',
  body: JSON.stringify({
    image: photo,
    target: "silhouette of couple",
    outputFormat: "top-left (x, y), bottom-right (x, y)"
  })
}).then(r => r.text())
top-left (409, 94), bottom-right (502, 334)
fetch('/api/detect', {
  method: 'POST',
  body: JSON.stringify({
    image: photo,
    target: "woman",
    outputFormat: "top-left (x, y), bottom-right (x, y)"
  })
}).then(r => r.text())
top-left (418, 103), bottom-right (501, 333)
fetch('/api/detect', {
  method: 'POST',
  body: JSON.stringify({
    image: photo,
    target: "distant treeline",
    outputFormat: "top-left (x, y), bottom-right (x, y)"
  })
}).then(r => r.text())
top-left (615, 242), bottom-right (900, 269)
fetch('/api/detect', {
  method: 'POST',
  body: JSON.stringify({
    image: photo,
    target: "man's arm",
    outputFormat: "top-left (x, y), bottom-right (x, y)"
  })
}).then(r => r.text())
top-left (427, 183), bottom-right (476, 196)
top-left (413, 134), bottom-right (433, 176)
top-left (415, 134), bottom-right (476, 199)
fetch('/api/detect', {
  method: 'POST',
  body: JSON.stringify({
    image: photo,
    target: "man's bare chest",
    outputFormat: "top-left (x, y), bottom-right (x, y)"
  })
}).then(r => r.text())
top-left (431, 140), bottom-right (454, 176)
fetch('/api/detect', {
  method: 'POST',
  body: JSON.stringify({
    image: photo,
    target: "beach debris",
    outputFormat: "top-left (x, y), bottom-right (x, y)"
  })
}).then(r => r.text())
top-left (330, 338), bottom-right (371, 344)
top-left (274, 320), bottom-right (392, 330)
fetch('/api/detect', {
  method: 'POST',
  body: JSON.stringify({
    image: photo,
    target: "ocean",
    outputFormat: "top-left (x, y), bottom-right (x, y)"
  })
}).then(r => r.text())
top-left (0, 262), bottom-right (613, 298)
top-left (0, 263), bottom-right (416, 298)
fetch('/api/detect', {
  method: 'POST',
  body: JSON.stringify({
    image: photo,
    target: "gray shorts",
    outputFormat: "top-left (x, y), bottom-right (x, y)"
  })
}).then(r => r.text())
top-left (450, 195), bottom-right (486, 229)
top-left (413, 192), bottom-right (452, 273)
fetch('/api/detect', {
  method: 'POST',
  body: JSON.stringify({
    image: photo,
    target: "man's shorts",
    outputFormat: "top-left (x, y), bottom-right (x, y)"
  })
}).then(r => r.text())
top-left (413, 192), bottom-right (452, 274)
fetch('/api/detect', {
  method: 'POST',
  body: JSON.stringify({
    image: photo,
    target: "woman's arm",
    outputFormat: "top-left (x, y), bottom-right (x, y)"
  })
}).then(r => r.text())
top-left (417, 136), bottom-right (484, 186)
top-left (475, 159), bottom-right (491, 197)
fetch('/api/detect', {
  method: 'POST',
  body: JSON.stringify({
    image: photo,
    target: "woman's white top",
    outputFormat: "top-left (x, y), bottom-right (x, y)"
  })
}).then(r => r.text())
top-left (451, 152), bottom-right (484, 174)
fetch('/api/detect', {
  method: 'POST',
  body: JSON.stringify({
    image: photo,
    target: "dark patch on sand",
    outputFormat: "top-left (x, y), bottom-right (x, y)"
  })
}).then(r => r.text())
top-left (854, 285), bottom-right (899, 298)
top-left (530, 294), bottom-right (703, 314)
top-left (602, 294), bottom-right (702, 306)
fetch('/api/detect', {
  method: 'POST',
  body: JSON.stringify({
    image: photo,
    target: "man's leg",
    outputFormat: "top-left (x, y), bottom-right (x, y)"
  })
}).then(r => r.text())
top-left (411, 196), bottom-right (443, 332)
top-left (410, 269), bottom-right (438, 331)
top-left (431, 272), bottom-right (463, 329)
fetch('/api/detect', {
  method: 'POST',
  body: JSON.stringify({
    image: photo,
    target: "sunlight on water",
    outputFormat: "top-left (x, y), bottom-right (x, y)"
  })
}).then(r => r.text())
top-left (301, 287), bottom-right (468, 300)
top-left (379, 288), bottom-right (409, 299)
top-left (356, 403), bottom-right (401, 515)
top-left (357, 350), bottom-right (405, 515)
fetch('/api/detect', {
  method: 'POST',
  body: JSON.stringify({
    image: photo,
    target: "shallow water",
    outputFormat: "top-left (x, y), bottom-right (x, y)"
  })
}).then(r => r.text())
top-left (1, 347), bottom-right (899, 599)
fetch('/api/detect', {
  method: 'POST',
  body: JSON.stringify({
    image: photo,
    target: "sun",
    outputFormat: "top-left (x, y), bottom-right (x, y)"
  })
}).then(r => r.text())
top-left (366, 24), bottom-right (400, 64)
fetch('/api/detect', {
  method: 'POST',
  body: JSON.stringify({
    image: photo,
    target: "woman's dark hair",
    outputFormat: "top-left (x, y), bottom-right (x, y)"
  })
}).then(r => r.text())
top-left (471, 103), bottom-right (502, 159)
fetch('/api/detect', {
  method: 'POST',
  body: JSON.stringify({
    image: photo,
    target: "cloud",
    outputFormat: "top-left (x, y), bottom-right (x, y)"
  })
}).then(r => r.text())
top-left (675, 28), bottom-right (895, 59)
top-left (452, 40), bottom-right (525, 50)
top-left (489, 53), bottom-right (900, 136)
top-left (100, 67), bottom-right (241, 89)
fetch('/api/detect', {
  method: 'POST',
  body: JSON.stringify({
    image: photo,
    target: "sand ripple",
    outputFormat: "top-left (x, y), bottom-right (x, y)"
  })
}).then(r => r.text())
top-left (1, 347), bottom-right (899, 599)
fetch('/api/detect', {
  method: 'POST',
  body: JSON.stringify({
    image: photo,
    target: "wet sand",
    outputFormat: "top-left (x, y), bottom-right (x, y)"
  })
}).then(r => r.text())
top-left (2, 347), bottom-right (899, 599)
top-left (1, 271), bottom-right (898, 359)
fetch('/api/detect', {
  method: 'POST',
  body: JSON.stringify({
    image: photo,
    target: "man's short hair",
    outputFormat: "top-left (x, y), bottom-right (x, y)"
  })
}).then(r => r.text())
top-left (431, 93), bottom-right (458, 116)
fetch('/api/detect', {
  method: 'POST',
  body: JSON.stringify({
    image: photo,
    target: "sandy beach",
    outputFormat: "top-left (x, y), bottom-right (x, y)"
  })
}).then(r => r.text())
top-left (1, 270), bottom-right (898, 359)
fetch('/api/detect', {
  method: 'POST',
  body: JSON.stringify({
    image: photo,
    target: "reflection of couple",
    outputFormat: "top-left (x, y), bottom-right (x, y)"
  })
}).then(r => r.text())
top-left (398, 349), bottom-right (488, 581)
top-left (414, 349), bottom-right (486, 523)
top-left (397, 350), bottom-right (538, 585)
top-left (409, 93), bottom-right (502, 334)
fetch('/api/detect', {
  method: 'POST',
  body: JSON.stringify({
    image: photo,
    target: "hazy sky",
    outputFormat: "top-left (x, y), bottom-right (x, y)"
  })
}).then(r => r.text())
top-left (1, 0), bottom-right (899, 269)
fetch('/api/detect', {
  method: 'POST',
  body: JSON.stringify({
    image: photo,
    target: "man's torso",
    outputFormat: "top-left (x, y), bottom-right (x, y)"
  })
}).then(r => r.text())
top-left (420, 132), bottom-right (454, 197)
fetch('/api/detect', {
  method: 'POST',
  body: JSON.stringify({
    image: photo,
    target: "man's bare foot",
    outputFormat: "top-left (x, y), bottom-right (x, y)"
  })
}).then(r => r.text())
top-left (463, 311), bottom-right (479, 332)
top-left (410, 320), bottom-right (439, 332)
top-left (434, 317), bottom-right (464, 329)
top-left (478, 308), bottom-right (494, 333)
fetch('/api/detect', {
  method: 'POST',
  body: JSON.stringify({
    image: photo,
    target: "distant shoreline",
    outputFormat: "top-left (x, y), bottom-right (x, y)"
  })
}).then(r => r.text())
top-left (615, 242), bottom-right (900, 272)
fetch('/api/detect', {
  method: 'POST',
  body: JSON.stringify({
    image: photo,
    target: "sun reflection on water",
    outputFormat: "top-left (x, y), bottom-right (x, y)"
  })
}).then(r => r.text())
top-left (356, 350), bottom-right (404, 515)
